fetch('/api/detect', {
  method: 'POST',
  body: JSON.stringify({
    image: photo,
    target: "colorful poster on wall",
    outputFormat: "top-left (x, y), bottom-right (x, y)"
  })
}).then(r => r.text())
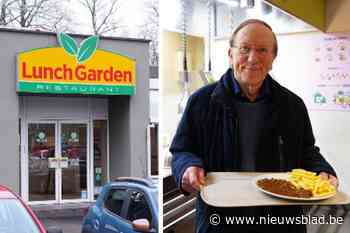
top-left (309, 34), bottom-right (350, 111)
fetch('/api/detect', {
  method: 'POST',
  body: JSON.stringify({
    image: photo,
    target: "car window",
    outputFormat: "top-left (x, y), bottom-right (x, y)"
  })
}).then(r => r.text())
top-left (0, 199), bottom-right (41, 233)
top-left (126, 191), bottom-right (152, 223)
top-left (104, 189), bottom-right (128, 216)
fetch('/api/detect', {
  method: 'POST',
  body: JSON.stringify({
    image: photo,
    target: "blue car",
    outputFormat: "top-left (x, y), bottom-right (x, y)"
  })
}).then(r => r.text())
top-left (82, 177), bottom-right (158, 233)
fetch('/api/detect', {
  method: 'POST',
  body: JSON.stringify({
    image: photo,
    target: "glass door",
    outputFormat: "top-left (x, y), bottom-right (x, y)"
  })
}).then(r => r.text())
top-left (28, 123), bottom-right (56, 202)
top-left (59, 122), bottom-right (88, 201)
top-left (27, 121), bottom-right (89, 203)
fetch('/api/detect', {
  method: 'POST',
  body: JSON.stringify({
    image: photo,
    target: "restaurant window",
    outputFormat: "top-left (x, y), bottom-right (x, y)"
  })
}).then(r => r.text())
top-left (149, 123), bottom-right (159, 176)
top-left (93, 120), bottom-right (108, 199)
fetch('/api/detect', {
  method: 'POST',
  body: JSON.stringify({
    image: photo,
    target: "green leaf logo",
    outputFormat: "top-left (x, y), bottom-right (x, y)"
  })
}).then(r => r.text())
top-left (57, 33), bottom-right (99, 64)
top-left (58, 32), bottom-right (78, 56)
top-left (77, 35), bottom-right (99, 63)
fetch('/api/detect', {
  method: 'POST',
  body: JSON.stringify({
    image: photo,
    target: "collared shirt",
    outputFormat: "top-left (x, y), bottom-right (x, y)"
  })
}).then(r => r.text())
top-left (231, 75), bottom-right (272, 171)
top-left (232, 76), bottom-right (271, 102)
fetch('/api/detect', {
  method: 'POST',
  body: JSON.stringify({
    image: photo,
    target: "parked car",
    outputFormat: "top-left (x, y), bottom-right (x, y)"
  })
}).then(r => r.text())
top-left (82, 177), bottom-right (158, 233)
top-left (0, 185), bottom-right (62, 233)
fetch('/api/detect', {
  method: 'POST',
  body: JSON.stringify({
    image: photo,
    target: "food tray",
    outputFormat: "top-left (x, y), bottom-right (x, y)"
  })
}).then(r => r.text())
top-left (200, 172), bottom-right (350, 207)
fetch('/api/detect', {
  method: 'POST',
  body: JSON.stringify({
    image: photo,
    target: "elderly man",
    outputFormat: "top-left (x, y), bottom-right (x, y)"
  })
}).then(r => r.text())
top-left (170, 19), bottom-right (338, 233)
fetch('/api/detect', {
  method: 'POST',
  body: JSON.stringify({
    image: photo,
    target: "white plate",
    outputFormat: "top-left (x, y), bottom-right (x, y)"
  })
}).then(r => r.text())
top-left (252, 173), bottom-right (337, 201)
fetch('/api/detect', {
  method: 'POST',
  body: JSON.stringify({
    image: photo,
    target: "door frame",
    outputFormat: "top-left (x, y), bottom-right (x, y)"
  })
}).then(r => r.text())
top-left (21, 120), bottom-right (91, 204)
top-left (22, 120), bottom-right (57, 204)
top-left (59, 120), bottom-right (90, 203)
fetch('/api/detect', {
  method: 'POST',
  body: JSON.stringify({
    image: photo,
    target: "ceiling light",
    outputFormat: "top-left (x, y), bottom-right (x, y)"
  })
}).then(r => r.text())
top-left (241, 0), bottom-right (255, 8)
top-left (216, 0), bottom-right (239, 7)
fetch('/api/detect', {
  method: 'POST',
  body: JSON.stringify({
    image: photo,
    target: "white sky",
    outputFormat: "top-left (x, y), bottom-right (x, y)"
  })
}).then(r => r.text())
top-left (67, 0), bottom-right (148, 37)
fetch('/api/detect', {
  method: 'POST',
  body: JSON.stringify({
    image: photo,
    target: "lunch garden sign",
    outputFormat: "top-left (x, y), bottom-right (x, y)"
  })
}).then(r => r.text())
top-left (17, 33), bottom-right (136, 95)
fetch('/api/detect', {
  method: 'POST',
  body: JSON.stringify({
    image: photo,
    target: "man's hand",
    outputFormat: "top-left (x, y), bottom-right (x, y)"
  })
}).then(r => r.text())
top-left (319, 172), bottom-right (339, 187)
top-left (181, 166), bottom-right (205, 193)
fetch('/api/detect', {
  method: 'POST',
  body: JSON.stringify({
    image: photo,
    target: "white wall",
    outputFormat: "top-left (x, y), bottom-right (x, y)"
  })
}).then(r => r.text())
top-left (275, 32), bottom-right (350, 194)
top-left (212, 31), bottom-right (350, 194)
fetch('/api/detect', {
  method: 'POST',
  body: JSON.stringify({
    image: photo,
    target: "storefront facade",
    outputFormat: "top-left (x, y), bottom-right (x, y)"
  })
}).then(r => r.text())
top-left (0, 28), bottom-right (150, 204)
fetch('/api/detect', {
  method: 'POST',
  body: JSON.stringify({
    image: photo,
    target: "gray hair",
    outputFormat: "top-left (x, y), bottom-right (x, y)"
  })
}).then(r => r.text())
top-left (229, 19), bottom-right (278, 57)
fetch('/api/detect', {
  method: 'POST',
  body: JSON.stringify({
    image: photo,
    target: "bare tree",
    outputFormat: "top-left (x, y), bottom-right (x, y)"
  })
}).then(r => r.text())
top-left (0, 0), bottom-right (16, 26)
top-left (32, 0), bottom-right (73, 32)
top-left (138, 0), bottom-right (159, 66)
top-left (79, 0), bottom-right (122, 35)
top-left (16, 0), bottom-right (71, 31)
top-left (0, 0), bottom-right (72, 32)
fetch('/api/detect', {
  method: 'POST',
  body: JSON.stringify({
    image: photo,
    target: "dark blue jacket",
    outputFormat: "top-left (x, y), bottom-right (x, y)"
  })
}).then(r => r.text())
top-left (170, 69), bottom-right (336, 233)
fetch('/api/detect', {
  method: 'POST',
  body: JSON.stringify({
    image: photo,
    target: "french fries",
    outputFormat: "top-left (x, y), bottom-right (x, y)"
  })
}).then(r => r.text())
top-left (287, 169), bottom-right (336, 197)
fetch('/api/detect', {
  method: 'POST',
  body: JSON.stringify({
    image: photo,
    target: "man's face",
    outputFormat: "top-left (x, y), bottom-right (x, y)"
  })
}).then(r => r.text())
top-left (229, 23), bottom-right (276, 89)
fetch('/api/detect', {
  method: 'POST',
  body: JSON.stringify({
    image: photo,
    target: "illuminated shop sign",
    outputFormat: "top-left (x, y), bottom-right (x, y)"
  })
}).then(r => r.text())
top-left (17, 33), bottom-right (136, 95)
